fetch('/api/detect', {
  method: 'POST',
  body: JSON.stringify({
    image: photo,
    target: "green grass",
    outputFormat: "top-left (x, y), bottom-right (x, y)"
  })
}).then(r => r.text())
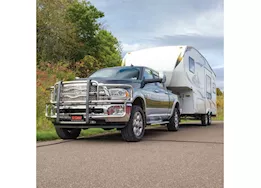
top-left (213, 108), bottom-right (224, 121)
top-left (37, 128), bottom-right (117, 141)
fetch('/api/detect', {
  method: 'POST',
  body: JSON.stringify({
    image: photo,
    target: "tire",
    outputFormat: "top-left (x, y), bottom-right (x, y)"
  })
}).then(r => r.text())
top-left (207, 113), bottom-right (212, 125)
top-left (167, 108), bottom-right (180, 131)
top-left (201, 114), bottom-right (208, 126)
top-left (121, 105), bottom-right (146, 142)
top-left (55, 127), bottom-right (81, 139)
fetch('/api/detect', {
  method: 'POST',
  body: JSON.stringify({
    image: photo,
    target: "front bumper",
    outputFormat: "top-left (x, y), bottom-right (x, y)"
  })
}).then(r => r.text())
top-left (46, 102), bottom-right (132, 126)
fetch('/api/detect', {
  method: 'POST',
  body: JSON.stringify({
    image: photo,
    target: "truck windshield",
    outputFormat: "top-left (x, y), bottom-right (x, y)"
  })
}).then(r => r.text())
top-left (90, 67), bottom-right (140, 80)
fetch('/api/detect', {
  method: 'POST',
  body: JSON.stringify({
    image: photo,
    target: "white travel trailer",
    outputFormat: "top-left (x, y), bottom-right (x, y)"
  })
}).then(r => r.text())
top-left (122, 45), bottom-right (216, 124)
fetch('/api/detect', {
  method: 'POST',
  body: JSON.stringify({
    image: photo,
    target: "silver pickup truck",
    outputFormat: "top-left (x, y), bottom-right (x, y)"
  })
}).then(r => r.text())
top-left (46, 66), bottom-right (180, 142)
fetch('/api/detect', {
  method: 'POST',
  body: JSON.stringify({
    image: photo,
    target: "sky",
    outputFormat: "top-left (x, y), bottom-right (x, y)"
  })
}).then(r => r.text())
top-left (90, 0), bottom-right (224, 89)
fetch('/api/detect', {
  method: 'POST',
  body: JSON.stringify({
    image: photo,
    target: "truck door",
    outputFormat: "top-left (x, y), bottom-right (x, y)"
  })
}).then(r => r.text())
top-left (154, 82), bottom-right (170, 116)
top-left (151, 70), bottom-right (170, 120)
top-left (142, 68), bottom-right (169, 121)
top-left (141, 68), bottom-right (157, 118)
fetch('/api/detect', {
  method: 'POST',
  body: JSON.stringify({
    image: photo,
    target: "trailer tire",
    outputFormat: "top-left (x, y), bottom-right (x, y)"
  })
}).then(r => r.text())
top-left (201, 114), bottom-right (208, 126)
top-left (207, 113), bottom-right (212, 125)
top-left (121, 105), bottom-right (145, 142)
top-left (167, 108), bottom-right (180, 131)
top-left (55, 127), bottom-right (81, 139)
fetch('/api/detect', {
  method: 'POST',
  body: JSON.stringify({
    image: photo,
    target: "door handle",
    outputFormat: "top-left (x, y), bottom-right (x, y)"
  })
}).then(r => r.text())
top-left (165, 92), bottom-right (169, 94)
top-left (154, 89), bottom-right (160, 93)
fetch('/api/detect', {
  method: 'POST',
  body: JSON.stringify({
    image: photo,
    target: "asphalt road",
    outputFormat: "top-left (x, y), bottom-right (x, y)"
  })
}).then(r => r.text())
top-left (37, 122), bottom-right (223, 188)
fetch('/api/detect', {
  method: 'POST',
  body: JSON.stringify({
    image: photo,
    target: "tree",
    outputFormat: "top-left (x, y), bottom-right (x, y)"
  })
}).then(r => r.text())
top-left (37, 0), bottom-right (79, 63)
top-left (94, 30), bottom-right (122, 68)
top-left (65, 0), bottom-right (104, 60)
top-left (216, 88), bottom-right (223, 96)
top-left (37, 0), bottom-right (122, 70)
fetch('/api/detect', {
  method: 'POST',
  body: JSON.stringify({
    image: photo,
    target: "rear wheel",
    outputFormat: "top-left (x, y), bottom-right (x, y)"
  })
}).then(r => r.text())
top-left (167, 108), bottom-right (180, 131)
top-left (55, 127), bottom-right (81, 139)
top-left (201, 114), bottom-right (208, 126)
top-left (121, 106), bottom-right (145, 142)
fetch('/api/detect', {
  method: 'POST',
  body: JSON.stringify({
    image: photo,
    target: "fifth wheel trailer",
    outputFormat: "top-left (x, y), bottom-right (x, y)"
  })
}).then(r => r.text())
top-left (122, 45), bottom-right (216, 125)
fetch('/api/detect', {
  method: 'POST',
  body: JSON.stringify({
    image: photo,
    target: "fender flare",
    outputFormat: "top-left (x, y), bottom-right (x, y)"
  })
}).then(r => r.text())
top-left (170, 99), bottom-right (180, 117)
top-left (131, 95), bottom-right (147, 114)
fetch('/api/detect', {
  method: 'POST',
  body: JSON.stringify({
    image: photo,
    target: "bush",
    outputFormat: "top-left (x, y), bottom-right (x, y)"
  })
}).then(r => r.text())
top-left (214, 95), bottom-right (224, 120)
top-left (37, 63), bottom-right (76, 131)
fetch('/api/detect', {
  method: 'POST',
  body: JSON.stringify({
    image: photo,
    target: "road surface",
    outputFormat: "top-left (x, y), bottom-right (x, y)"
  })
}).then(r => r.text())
top-left (37, 122), bottom-right (223, 188)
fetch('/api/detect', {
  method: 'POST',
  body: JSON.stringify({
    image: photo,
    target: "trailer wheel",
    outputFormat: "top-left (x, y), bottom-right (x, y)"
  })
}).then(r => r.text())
top-left (55, 127), bottom-right (81, 139)
top-left (121, 105), bottom-right (145, 142)
top-left (167, 108), bottom-right (180, 131)
top-left (201, 114), bottom-right (208, 126)
top-left (207, 113), bottom-right (212, 125)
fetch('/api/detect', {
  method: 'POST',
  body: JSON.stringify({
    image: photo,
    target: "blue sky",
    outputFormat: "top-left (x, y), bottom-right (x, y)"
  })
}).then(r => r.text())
top-left (90, 0), bottom-right (224, 89)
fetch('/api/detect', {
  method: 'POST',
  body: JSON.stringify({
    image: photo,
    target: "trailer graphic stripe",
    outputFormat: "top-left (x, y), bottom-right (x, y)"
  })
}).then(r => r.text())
top-left (175, 52), bottom-right (183, 68)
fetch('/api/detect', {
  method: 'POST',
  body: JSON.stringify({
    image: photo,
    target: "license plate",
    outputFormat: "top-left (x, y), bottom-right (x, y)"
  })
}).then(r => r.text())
top-left (71, 115), bottom-right (83, 121)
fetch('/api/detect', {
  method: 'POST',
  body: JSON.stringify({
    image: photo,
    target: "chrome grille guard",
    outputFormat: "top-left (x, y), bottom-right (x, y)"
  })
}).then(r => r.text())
top-left (46, 79), bottom-right (133, 124)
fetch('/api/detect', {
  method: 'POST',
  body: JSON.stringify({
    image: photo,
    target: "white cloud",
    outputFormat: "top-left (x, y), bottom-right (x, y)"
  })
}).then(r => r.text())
top-left (156, 5), bottom-right (223, 38)
top-left (122, 43), bottom-right (154, 52)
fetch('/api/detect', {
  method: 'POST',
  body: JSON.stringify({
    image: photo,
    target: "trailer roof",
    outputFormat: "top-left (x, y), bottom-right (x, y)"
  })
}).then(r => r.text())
top-left (123, 45), bottom-right (216, 77)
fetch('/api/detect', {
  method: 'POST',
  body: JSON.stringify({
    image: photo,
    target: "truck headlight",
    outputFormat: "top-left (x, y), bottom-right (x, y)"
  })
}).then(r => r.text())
top-left (108, 88), bottom-right (130, 100)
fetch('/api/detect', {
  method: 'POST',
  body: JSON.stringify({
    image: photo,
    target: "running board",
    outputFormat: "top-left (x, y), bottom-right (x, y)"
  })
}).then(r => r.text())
top-left (147, 121), bottom-right (169, 125)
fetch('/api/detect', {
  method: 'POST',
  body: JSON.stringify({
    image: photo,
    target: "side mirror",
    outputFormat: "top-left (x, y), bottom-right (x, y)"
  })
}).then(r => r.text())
top-left (159, 71), bottom-right (166, 83)
top-left (141, 77), bottom-right (163, 88)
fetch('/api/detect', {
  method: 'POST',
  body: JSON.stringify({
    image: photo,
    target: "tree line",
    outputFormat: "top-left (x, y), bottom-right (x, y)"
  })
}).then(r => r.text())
top-left (37, 0), bottom-right (122, 77)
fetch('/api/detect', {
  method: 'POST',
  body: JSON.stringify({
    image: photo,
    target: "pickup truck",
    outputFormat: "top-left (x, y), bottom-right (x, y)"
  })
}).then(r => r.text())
top-left (45, 66), bottom-right (180, 142)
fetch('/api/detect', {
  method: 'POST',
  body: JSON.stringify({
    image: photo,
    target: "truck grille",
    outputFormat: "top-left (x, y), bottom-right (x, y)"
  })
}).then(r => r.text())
top-left (58, 80), bottom-right (110, 103)
top-left (60, 83), bottom-right (87, 102)
top-left (89, 84), bottom-right (98, 101)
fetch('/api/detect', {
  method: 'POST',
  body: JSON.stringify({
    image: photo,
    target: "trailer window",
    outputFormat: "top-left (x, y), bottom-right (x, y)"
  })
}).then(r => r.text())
top-left (206, 75), bottom-right (212, 99)
top-left (189, 57), bottom-right (195, 73)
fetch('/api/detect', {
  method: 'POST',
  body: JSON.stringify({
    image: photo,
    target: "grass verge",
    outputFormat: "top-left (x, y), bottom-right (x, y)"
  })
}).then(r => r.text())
top-left (37, 128), bottom-right (117, 141)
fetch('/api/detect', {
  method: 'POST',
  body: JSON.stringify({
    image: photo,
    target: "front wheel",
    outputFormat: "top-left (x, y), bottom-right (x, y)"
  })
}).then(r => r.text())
top-left (55, 127), bottom-right (81, 139)
top-left (121, 106), bottom-right (145, 142)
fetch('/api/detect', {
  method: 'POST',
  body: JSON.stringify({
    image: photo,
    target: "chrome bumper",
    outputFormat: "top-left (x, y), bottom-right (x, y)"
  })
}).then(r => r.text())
top-left (46, 103), bottom-right (132, 124)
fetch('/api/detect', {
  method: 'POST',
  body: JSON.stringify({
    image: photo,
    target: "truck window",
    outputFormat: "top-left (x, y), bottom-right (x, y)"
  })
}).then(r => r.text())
top-left (143, 68), bottom-right (154, 79)
top-left (189, 57), bottom-right (195, 73)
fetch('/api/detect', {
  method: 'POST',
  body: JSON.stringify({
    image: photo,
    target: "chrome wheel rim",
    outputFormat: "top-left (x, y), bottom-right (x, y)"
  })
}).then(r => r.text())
top-left (174, 111), bottom-right (179, 128)
top-left (133, 112), bottom-right (143, 137)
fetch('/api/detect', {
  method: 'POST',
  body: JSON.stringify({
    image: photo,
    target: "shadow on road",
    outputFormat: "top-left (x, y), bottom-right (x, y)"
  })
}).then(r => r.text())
top-left (77, 122), bottom-right (221, 143)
